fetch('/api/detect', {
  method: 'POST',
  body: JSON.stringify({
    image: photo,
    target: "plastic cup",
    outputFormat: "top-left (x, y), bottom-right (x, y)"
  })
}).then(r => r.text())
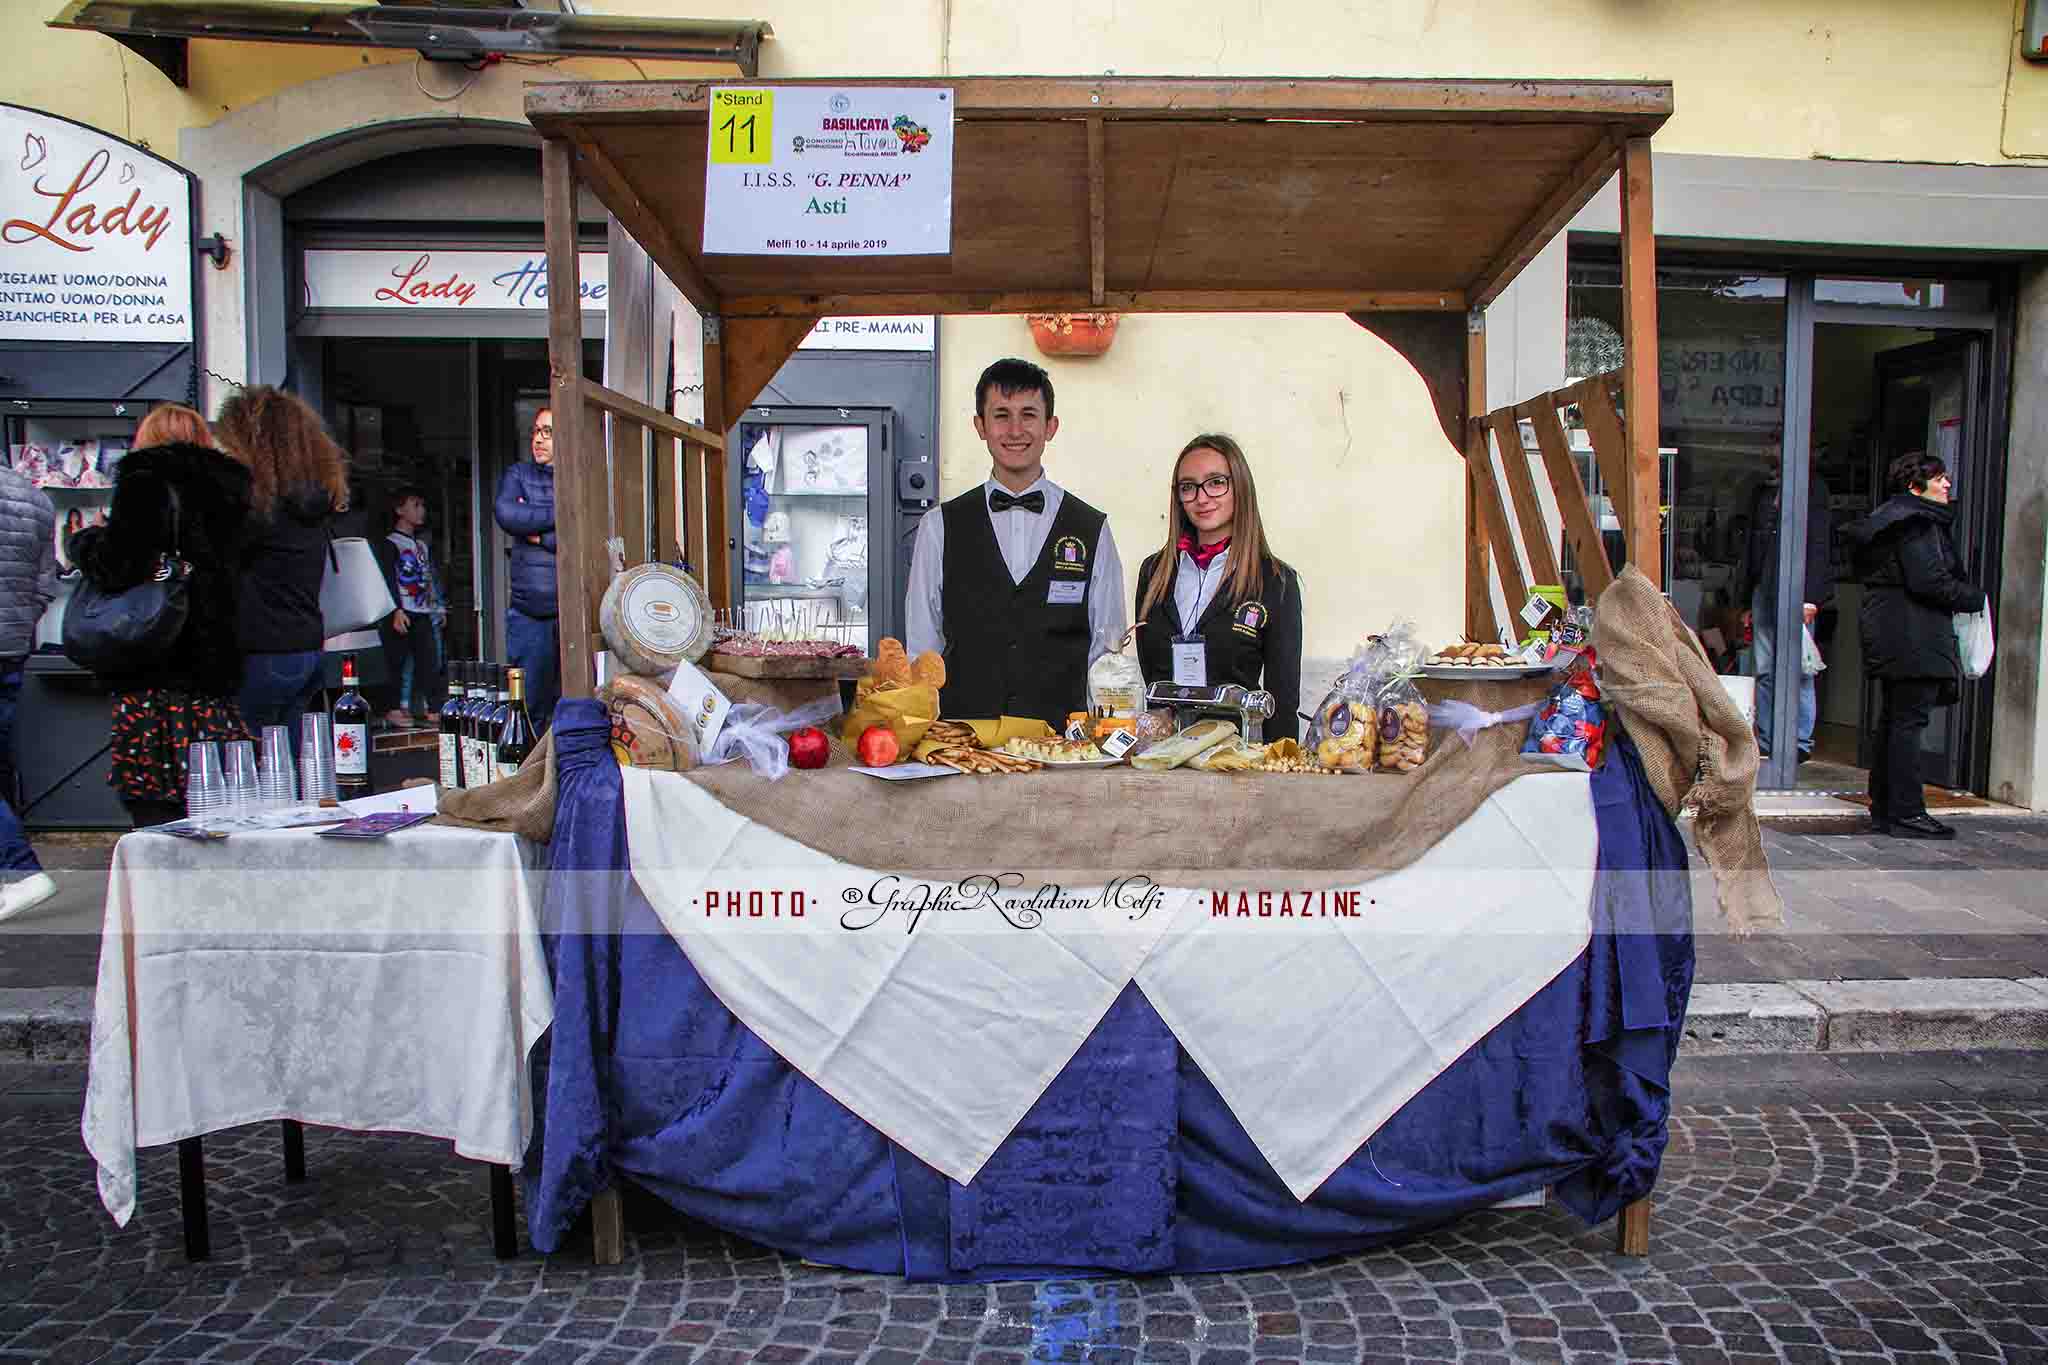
top-left (300, 713), bottom-right (337, 802)
top-left (223, 740), bottom-right (260, 812)
top-left (185, 741), bottom-right (224, 818)
top-left (259, 724), bottom-right (297, 806)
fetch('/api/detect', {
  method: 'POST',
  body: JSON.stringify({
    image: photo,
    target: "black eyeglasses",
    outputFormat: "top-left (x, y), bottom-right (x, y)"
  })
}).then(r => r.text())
top-left (1175, 474), bottom-right (1232, 501)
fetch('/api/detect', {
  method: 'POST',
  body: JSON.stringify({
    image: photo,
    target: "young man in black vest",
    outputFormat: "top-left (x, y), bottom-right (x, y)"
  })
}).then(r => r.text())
top-left (905, 358), bottom-right (1126, 726)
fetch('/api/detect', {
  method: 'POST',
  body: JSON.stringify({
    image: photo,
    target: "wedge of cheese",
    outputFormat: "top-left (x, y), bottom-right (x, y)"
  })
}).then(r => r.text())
top-left (1131, 719), bottom-right (1238, 771)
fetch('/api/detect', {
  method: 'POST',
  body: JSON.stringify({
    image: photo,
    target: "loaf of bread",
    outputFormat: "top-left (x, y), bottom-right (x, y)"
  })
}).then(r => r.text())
top-left (1132, 719), bottom-right (1238, 771)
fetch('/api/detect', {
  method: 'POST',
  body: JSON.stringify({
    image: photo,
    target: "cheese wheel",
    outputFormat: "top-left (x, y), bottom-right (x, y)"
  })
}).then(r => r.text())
top-left (599, 675), bottom-right (697, 771)
top-left (600, 564), bottom-right (713, 676)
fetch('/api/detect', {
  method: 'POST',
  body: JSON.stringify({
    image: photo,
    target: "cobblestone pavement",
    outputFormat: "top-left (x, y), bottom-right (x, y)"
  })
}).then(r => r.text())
top-left (4, 1063), bottom-right (2047, 1364)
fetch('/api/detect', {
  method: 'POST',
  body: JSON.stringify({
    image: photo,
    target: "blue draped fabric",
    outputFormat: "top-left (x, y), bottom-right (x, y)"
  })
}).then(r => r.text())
top-left (528, 700), bottom-right (1693, 1278)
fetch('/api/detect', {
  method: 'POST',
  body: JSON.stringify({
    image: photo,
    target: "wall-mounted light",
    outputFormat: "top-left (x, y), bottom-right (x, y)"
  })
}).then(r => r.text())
top-left (196, 233), bottom-right (231, 270)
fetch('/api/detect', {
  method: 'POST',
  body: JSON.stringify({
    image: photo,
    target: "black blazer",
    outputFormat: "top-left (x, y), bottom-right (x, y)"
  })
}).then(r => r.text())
top-left (1134, 551), bottom-right (1302, 741)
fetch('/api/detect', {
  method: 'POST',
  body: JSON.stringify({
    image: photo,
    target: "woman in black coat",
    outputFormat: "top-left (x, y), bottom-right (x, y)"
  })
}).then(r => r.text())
top-left (1840, 452), bottom-right (1986, 840)
top-left (69, 442), bottom-right (254, 827)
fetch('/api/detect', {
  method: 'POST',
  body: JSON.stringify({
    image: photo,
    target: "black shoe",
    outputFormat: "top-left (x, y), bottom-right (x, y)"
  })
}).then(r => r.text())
top-left (1869, 817), bottom-right (1890, 836)
top-left (1886, 814), bottom-right (1956, 840)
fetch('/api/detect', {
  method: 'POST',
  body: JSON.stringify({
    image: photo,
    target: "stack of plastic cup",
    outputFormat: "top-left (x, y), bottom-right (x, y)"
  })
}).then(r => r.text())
top-left (300, 712), bottom-right (338, 802)
top-left (185, 741), bottom-right (225, 818)
top-left (223, 740), bottom-right (260, 812)
top-left (258, 724), bottom-right (297, 807)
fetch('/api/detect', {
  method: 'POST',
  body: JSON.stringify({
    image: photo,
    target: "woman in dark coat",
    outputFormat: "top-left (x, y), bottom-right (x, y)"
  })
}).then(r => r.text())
top-left (1840, 452), bottom-right (1986, 840)
top-left (68, 442), bottom-right (254, 827)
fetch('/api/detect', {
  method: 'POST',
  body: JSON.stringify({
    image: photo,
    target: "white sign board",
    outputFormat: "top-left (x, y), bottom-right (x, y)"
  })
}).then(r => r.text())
top-left (1659, 335), bottom-right (1784, 433)
top-left (702, 87), bottom-right (953, 256)
top-left (797, 315), bottom-right (935, 352)
top-left (0, 104), bottom-right (194, 344)
top-left (302, 249), bottom-right (608, 311)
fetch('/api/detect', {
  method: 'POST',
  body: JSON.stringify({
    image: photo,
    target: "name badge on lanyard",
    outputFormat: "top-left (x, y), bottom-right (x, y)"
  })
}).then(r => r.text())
top-left (1172, 636), bottom-right (1208, 687)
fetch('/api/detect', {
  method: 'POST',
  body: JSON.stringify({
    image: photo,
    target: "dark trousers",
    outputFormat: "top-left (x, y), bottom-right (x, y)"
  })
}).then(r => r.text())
top-left (1869, 678), bottom-right (1941, 823)
top-left (505, 608), bottom-right (560, 735)
top-left (123, 797), bottom-right (185, 829)
top-left (378, 611), bottom-right (443, 716)
top-left (239, 650), bottom-right (324, 751)
top-left (0, 655), bottom-right (38, 875)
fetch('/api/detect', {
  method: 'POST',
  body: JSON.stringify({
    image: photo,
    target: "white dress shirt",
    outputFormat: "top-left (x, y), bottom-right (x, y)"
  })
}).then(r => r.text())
top-left (904, 475), bottom-right (1127, 662)
top-left (1173, 545), bottom-right (1231, 635)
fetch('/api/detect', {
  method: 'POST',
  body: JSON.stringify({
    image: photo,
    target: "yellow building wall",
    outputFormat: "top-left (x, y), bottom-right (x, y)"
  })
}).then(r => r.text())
top-left (14, 0), bottom-right (2048, 662)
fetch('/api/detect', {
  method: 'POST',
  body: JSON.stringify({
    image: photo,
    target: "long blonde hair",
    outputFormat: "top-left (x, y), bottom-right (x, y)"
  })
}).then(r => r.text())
top-left (212, 385), bottom-right (348, 518)
top-left (1137, 434), bottom-right (1288, 625)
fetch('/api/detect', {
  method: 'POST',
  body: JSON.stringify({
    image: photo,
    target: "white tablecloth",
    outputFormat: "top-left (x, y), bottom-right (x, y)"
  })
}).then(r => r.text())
top-left (83, 817), bottom-right (552, 1226)
top-left (622, 768), bottom-right (1595, 1201)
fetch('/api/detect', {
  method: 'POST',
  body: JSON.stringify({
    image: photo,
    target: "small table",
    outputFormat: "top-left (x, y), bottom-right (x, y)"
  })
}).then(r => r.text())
top-left (82, 816), bottom-right (552, 1259)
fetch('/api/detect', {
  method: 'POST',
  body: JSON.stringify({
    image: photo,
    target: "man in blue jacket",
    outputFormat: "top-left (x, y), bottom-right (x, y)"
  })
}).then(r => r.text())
top-left (494, 407), bottom-right (560, 731)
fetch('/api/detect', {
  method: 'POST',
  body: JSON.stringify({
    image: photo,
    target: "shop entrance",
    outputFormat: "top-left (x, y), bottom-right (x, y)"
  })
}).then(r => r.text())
top-left (313, 336), bottom-right (601, 674)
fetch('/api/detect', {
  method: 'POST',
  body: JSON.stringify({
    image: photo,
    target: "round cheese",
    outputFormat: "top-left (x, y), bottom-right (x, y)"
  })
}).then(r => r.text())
top-left (599, 674), bottom-right (697, 771)
top-left (600, 564), bottom-right (713, 676)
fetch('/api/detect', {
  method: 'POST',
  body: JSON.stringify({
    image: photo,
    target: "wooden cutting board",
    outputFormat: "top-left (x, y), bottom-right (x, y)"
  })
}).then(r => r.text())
top-left (703, 650), bottom-right (871, 680)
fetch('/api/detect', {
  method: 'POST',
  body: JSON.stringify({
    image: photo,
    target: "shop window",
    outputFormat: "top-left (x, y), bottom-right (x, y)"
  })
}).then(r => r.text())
top-left (1816, 277), bottom-right (1993, 313)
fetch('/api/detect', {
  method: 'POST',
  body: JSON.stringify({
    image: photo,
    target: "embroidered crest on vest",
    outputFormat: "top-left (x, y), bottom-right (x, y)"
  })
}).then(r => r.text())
top-left (1232, 600), bottom-right (1267, 637)
top-left (1051, 534), bottom-right (1089, 573)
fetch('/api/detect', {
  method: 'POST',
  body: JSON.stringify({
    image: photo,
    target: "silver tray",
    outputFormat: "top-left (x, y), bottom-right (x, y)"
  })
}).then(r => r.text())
top-left (1419, 662), bottom-right (1559, 680)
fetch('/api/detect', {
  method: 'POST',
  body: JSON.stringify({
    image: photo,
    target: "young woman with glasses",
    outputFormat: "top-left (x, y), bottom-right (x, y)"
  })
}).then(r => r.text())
top-left (1133, 434), bottom-right (1303, 741)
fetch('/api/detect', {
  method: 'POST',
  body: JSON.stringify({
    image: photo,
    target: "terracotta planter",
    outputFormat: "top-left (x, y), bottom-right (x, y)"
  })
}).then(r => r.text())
top-left (1025, 312), bottom-right (1119, 358)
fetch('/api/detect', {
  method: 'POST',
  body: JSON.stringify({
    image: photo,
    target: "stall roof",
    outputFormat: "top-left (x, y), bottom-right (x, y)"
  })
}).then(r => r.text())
top-left (525, 76), bottom-right (1671, 319)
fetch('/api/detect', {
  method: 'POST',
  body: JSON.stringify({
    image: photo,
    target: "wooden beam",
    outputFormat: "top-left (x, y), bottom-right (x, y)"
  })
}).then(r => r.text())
top-left (1468, 420), bottom-right (1529, 624)
top-left (722, 315), bottom-right (820, 420)
top-left (1488, 410), bottom-right (1562, 588)
top-left (698, 317), bottom-right (731, 610)
top-left (542, 138), bottom-right (600, 703)
top-left (720, 289), bottom-right (1465, 318)
top-left (1464, 312), bottom-right (1497, 643)
top-left (528, 76), bottom-right (1675, 129)
top-left (1521, 396), bottom-right (1615, 598)
top-left (1087, 116), bottom-right (1107, 307)
top-left (576, 379), bottom-right (724, 450)
top-left (1572, 372), bottom-right (1634, 566)
top-left (566, 131), bottom-right (720, 316)
top-left (655, 432), bottom-right (681, 565)
top-left (1618, 135), bottom-right (1663, 590)
top-left (1616, 1196), bottom-right (1651, 1257)
top-left (591, 1187), bottom-right (625, 1265)
top-left (1350, 310), bottom-right (1469, 452)
top-left (613, 416), bottom-right (649, 570)
top-left (1468, 133), bottom-right (1620, 309)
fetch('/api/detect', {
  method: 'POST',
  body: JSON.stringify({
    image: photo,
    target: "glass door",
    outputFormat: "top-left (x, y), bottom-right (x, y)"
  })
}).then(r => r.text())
top-left (728, 406), bottom-right (895, 653)
top-left (1858, 335), bottom-right (1986, 791)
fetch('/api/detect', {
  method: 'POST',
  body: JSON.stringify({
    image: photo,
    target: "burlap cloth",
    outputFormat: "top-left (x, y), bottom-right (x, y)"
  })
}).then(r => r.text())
top-left (1593, 565), bottom-right (1782, 936)
top-left (679, 673), bottom-right (1565, 892)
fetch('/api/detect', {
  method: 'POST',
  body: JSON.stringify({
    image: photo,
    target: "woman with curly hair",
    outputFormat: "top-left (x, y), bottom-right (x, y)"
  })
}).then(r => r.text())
top-left (213, 386), bottom-right (350, 744)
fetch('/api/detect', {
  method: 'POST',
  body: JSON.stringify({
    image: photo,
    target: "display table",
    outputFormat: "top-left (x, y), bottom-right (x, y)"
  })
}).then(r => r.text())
top-left (530, 700), bottom-right (1694, 1279)
top-left (83, 809), bottom-right (552, 1257)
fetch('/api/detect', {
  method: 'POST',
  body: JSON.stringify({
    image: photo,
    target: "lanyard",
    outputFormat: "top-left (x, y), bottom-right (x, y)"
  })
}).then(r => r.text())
top-left (1179, 553), bottom-right (1221, 638)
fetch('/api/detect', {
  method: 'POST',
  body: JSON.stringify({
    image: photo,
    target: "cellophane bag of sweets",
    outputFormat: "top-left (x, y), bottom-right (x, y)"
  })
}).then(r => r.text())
top-left (1307, 640), bottom-right (1380, 772)
top-left (1372, 622), bottom-right (1430, 773)
top-left (1520, 647), bottom-right (1608, 770)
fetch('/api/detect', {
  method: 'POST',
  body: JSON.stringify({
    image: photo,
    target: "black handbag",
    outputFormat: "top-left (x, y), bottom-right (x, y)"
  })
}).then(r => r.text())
top-left (62, 486), bottom-right (191, 674)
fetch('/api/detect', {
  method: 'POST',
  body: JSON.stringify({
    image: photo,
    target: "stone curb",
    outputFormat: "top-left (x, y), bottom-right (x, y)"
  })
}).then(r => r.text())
top-left (9, 979), bottom-right (2048, 1064)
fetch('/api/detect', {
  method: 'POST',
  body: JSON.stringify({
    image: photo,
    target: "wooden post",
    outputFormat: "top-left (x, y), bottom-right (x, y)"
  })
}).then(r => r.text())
top-left (543, 137), bottom-right (598, 700)
top-left (281, 1119), bottom-right (306, 1183)
top-left (592, 1186), bottom-right (626, 1265)
top-left (613, 417), bottom-right (649, 570)
top-left (490, 1166), bottom-right (518, 1259)
top-left (1616, 1195), bottom-right (1651, 1256)
top-left (179, 1136), bottom-right (209, 1261)
top-left (1464, 310), bottom-right (1497, 642)
top-left (698, 315), bottom-right (729, 606)
top-left (656, 432), bottom-right (680, 564)
top-left (1618, 136), bottom-right (1662, 590)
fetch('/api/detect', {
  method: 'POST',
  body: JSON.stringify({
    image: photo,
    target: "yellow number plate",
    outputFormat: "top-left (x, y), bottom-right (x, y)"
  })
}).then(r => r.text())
top-left (710, 89), bottom-right (774, 165)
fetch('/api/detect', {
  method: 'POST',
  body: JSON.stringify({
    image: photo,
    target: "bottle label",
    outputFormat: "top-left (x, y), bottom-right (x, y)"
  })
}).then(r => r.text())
top-left (439, 734), bottom-right (460, 789)
top-left (466, 737), bottom-right (491, 787)
top-left (335, 723), bottom-right (369, 776)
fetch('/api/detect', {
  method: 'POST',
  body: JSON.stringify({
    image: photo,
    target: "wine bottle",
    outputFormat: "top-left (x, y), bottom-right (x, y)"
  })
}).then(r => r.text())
top-left (440, 663), bottom-right (466, 790)
top-left (333, 652), bottom-right (371, 797)
top-left (484, 665), bottom-right (511, 785)
top-left (496, 667), bottom-right (534, 778)
top-left (462, 661), bottom-right (490, 788)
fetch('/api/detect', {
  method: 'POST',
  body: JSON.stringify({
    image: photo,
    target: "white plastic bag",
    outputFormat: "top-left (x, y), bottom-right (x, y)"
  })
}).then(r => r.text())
top-left (1799, 623), bottom-right (1826, 677)
top-left (1954, 601), bottom-right (1995, 680)
top-left (703, 695), bottom-right (846, 780)
top-left (1424, 698), bottom-right (1544, 748)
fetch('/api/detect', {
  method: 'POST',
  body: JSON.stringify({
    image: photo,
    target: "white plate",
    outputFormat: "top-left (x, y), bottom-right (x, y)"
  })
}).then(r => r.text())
top-left (1419, 662), bottom-right (1559, 680)
top-left (1000, 752), bottom-right (1128, 768)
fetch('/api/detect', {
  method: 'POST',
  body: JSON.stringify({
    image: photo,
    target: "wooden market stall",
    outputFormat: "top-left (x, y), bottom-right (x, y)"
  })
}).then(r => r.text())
top-left (524, 74), bottom-right (1674, 1260)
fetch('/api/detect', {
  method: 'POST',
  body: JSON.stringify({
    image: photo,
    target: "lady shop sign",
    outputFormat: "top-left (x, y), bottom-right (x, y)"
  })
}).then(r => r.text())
top-left (0, 104), bottom-right (194, 345)
top-left (301, 250), bottom-right (608, 312)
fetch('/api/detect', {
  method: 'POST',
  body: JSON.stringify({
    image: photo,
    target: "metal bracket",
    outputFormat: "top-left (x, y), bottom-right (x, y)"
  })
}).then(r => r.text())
top-left (701, 316), bottom-right (722, 344)
top-left (1467, 308), bottom-right (1486, 335)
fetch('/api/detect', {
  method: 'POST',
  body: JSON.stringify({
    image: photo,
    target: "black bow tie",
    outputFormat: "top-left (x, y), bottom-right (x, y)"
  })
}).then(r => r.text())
top-left (989, 489), bottom-right (1045, 514)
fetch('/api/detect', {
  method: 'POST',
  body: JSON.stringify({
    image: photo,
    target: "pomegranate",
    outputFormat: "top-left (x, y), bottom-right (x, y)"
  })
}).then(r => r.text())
top-left (856, 724), bottom-right (900, 767)
top-left (787, 727), bottom-right (830, 770)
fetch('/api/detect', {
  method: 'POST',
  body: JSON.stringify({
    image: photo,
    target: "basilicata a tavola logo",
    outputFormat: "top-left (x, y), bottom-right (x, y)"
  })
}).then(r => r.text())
top-left (891, 115), bottom-right (932, 153)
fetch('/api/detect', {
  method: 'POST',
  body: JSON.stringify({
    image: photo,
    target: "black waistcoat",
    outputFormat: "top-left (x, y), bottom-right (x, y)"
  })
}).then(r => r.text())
top-left (938, 487), bottom-right (1105, 726)
top-left (1135, 551), bottom-right (1285, 697)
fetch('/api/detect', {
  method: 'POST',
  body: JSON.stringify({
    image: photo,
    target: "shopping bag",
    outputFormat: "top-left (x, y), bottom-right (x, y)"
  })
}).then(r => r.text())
top-left (1954, 601), bottom-right (1995, 680)
top-left (1799, 623), bottom-right (1826, 676)
top-left (319, 536), bottom-right (397, 637)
